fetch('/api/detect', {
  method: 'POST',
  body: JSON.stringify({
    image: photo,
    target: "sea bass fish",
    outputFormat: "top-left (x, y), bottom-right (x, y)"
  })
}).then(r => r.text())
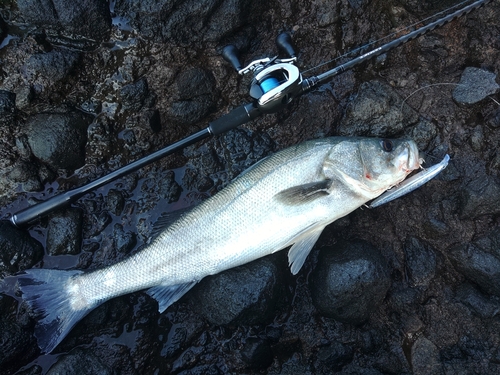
top-left (17, 136), bottom-right (421, 353)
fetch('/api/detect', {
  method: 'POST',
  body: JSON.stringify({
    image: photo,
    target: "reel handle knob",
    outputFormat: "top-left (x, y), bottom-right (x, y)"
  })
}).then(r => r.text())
top-left (276, 32), bottom-right (296, 58)
top-left (222, 45), bottom-right (242, 72)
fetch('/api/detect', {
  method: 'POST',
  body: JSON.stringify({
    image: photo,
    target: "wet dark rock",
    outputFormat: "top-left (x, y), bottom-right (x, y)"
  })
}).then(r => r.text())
top-left (456, 336), bottom-right (489, 367)
top-left (184, 144), bottom-right (222, 178)
top-left (215, 128), bottom-right (275, 182)
top-left (5, 160), bottom-right (43, 193)
top-left (46, 208), bottom-right (83, 256)
top-left (177, 68), bottom-right (215, 101)
top-left (115, 0), bottom-right (254, 44)
top-left (80, 97), bottom-right (102, 114)
top-left (115, 107), bottom-right (162, 160)
top-left (455, 283), bottom-right (500, 319)
top-left (113, 223), bottom-right (136, 254)
top-left (338, 80), bottom-right (418, 137)
top-left (315, 341), bottom-right (354, 373)
top-left (22, 111), bottom-right (91, 171)
top-left (268, 356), bottom-right (314, 375)
top-left (85, 211), bottom-right (112, 239)
top-left (408, 118), bottom-right (438, 150)
top-left (411, 336), bottom-right (442, 375)
top-left (0, 89), bottom-right (16, 115)
top-left (122, 109), bottom-right (162, 156)
top-left (176, 364), bottom-right (223, 375)
top-left (139, 170), bottom-right (182, 211)
top-left (46, 347), bottom-right (112, 375)
top-left (106, 189), bottom-right (126, 216)
top-left (468, 125), bottom-right (484, 152)
top-left (492, 347), bottom-right (500, 364)
top-left (0, 318), bottom-right (37, 374)
top-left (0, 221), bottom-right (44, 278)
top-left (143, 108), bottom-right (161, 132)
top-left (182, 168), bottom-right (214, 192)
top-left (388, 283), bottom-right (421, 311)
top-left (168, 100), bottom-right (213, 126)
top-left (459, 175), bottom-right (500, 219)
top-left (277, 92), bottom-right (343, 145)
top-left (452, 67), bottom-right (499, 105)
top-left (61, 295), bottom-right (137, 352)
top-left (0, 15), bottom-right (7, 44)
top-left (310, 240), bottom-right (391, 324)
top-left (240, 337), bottom-right (273, 369)
top-left (373, 352), bottom-right (404, 374)
top-left (159, 313), bottom-right (205, 360)
top-left (189, 255), bottom-right (285, 326)
top-left (13, 86), bottom-right (34, 111)
top-left (448, 230), bottom-right (500, 297)
top-left (167, 68), bottom-right (216, 125)
top-left (120, 78), bottom-right (150, 112)
top-left (85, 117), bottom-right (115, 165)
top-left (183, 128), bottom-right (275, 190)
top-left (450, 341), bottom-right (487, 368)
top-left (403, 237), bottom-right (436, 287)
top-left (358, 329), bottom-right (385, 355)
top-left (25, 49), bottom-right (81, 90)
top-left (313, 1), bottom-right (339, 27)
top-left (486, 107), bottom-right (500, 128)
top-left (17, 0), bottom-right (111, 42)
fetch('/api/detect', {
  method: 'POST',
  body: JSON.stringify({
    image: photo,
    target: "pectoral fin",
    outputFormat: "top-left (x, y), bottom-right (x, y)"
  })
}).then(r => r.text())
top-left (275, 180), bottom-right (332, 206)
top-left (288, 225), bottom-right (326, 275)
top-left (146, 281), bottom-right (197, 313)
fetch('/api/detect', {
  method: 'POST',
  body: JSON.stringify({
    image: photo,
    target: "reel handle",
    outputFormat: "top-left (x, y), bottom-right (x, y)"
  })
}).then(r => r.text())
top-left (222, 45), bottom-right (242, 72)
top-left (276, 32), bottom-right (296, 58)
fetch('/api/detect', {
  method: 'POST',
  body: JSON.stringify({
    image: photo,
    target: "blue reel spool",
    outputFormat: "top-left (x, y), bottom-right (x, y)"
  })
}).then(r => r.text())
top-left (259, 77), bottom-right (280, 94)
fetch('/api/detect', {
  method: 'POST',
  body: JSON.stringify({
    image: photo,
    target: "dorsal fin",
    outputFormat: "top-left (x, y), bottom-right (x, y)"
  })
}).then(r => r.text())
top-left (150, 206), bottom-right (192, 239)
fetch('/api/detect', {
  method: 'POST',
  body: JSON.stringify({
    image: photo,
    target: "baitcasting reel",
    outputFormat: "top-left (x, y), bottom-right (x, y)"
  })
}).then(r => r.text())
top-left (10, 0), bottom-right (490, 227)
top-left (222, 33), bottom-right (303, 114)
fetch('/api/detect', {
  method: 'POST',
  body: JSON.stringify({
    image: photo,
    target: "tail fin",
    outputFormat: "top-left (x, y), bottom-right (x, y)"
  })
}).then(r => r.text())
top-left (18, 268), bottom-right (90, 353)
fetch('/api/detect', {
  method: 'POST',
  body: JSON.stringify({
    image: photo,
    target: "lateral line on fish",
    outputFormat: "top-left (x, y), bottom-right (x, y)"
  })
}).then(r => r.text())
top-left (11, 141), bottom-right (428, 352)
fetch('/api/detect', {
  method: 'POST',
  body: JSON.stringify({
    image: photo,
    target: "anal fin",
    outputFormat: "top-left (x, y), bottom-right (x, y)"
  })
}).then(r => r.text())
top-left (146, 281), bottom-right (197, 313)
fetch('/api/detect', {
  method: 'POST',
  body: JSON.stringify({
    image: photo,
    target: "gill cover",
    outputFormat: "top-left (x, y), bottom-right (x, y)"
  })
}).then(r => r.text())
top-left (322, 137), bottom-right (419, 195)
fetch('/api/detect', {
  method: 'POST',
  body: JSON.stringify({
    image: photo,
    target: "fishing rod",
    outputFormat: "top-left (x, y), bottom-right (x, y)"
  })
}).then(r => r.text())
top-left (9, 0), bottom-right (492, 227)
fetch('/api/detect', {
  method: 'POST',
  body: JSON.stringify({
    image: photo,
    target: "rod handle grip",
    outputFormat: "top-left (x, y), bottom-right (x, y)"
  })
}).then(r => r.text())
top-left (10, 191), bottom-right (74, 227)
top-left (209, 103), bottom-right (260, 135)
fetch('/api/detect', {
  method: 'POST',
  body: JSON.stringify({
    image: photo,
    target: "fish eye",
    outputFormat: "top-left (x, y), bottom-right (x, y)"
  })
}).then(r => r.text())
top-left (380, 139), bottom-right (394, 152)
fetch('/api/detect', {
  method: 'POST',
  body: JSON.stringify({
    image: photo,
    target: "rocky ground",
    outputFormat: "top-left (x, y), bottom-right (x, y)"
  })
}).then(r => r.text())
top-left (0, 0), bottom-right (499, 374)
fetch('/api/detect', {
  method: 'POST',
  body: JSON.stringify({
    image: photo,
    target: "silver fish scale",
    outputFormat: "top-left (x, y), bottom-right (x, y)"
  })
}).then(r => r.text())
top-left (17, 137), bottom-right (421, 354)
top-left (72, 140), bottom-right (334, 305)
top-left (69, 137), bottom-right (416, 310)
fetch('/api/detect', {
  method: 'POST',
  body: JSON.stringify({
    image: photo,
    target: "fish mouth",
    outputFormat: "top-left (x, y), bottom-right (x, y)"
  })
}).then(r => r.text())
top-left (403, 141), bottom-right (422, 174)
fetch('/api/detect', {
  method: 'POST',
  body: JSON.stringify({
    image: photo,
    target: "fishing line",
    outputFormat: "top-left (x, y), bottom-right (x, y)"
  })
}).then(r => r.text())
top-left (7, 0), bottom-right (495, 227)
top-left (489, 96), bottom-right (500, 106)
top-left (302, 0), bottom-right (490, 76)
top-left (400, 83), bottom-right (466, 112)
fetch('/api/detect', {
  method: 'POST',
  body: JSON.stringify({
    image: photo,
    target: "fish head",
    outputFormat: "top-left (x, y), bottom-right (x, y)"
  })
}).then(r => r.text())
top-left (324, 137), bottom-right (421, 197)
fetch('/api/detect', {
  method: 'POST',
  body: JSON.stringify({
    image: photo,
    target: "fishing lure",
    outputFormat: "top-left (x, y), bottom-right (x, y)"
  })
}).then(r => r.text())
top-left (369, 154), bottom-right (450, 208)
